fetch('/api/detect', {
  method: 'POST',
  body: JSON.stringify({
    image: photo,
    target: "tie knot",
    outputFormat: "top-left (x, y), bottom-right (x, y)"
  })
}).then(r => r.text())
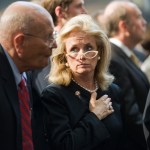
top-left (19, 77), bottom-right (26, 89)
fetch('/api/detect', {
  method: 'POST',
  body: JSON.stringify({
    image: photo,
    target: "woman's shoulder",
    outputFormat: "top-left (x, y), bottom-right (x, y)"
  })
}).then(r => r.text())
top-left (40, 83), bottom-right (71, 105)
top-left (44, 83), bottom-right (65, 90)
top-left (41, 83), bottom-right (67, 97)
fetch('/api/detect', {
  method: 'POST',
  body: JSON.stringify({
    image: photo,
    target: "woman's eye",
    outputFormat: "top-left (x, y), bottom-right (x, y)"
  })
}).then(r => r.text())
top-left (84, 46), bottom-right (93, 51)
top-left (70, 47), bottom-right (79, 53)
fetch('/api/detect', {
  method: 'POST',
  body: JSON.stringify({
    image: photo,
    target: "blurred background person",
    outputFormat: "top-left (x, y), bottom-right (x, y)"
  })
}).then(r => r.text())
top-left (140, 23), bottom-right (150, 81)
top-left (1, 0), bottom-right (150, 24)
top-left (103, 1), bottom-right (149, 150)
top-left (0, 1), bottom-right (56, 150)
top-left (41, 14), bottom-right (123, 150)
top-left (42, 0), bottom-right (87, 34)
top-left (143, 90), bottom-right (150, 149)
top-left (133, 45), bottom-right (148, 63)
top-left (32, 0), bottom-right (87, 95)
top-left (141, 53), bottom-right (150, 82)
top-left (133, 23), bottom-right (150, 62)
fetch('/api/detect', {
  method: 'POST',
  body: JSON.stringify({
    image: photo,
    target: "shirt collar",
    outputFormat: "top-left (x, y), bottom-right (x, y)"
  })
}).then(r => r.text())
top-left (110, 38), bottom-right (132, 57)
top-left (3, 48), bottom-right (26, 87)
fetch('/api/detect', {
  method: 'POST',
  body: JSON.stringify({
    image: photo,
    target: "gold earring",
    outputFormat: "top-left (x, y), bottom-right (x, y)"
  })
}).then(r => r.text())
top-left (98, 57), bottom-right (100, 60)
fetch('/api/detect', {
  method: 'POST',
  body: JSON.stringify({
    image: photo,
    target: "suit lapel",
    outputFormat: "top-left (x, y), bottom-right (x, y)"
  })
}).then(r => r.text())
top-left (111, 43), bottom-right (149, 87)
top-left (0, 45), bottom-right (21, 130)
top-left (126, 57), bottom-right (149, 86)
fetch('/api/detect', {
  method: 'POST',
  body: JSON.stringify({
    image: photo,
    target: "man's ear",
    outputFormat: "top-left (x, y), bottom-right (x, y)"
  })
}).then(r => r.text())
top-left (118, 20), bottom-right (126, 31)
top-left (13, 33), bottom-right (25, 56)
top-left (55, 6), bottom-right (66, 19)
top-left (118, 20), bottom-right (130, 36)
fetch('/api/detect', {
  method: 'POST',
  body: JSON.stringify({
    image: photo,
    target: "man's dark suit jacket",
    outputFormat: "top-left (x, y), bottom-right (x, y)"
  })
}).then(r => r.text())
top-left (144, 90), bottom-right (150, 149)
top-left (109, 43), bottom-right (150, 150)
top-left (0, 45), bottom-right (49, 150)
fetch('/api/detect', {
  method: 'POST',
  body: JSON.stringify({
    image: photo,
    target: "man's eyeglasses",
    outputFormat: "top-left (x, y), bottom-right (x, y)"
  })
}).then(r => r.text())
top-left (23, 31), bottom-right (56, 48)
top-left (66, 50), bottom-right (98, 59)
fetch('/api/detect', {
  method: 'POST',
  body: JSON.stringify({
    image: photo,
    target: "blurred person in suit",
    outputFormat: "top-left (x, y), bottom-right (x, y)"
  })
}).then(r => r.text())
top-left (141, 55), bottom-right (150, 82)
top-left (0, 1), bottom-right (56, 150)
top-left (133, 46), bottom-right (148, 63)
top-left (103, 1), bottom-right (150, 150)
top-left (143, 90), bottom-right (150, 150)
top-left (141, 50), bottom-right (150, 82)
top-left (41, 14), bottom-right (123, 150)
top-left (142, 26), bottom-right (150, 148)
top-left (140, 24), bottom-right (150, 81)
top-left (133, 24), bottom-right (150, 62)
top-left (32, 0), bottom-right (87, 95)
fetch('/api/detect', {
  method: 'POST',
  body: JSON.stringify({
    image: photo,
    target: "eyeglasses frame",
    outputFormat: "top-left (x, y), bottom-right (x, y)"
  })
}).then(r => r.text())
top-left (66, 50), bottom-right (98, 59)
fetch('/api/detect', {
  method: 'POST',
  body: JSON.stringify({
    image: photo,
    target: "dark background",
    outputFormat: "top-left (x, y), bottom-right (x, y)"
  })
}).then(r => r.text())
top-left (0, 0), bottom-right (150, 22)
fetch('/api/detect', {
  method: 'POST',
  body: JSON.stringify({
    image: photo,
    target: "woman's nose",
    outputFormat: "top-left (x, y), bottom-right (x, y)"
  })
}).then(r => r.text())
top-left (77, 51), bottom-right (85, 60)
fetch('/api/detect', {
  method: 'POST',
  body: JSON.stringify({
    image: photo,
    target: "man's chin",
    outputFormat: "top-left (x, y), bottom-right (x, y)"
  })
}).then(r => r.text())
top-left (39, 62), bottom-right (49, 68)
top-left (32, 62), bottom-right (49, 70)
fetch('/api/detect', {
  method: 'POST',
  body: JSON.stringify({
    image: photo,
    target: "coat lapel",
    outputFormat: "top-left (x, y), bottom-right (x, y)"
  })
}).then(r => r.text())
top-left (0, 45), bottom-right (22, 145)
top-left (111, 43), bottom-right (149, 87)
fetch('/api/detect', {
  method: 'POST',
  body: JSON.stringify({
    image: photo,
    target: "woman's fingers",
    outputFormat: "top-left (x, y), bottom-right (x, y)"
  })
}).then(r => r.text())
top-left (89, 93), bottom-right (114, 120)
top-left (89, 92), bottom-right (97, 108)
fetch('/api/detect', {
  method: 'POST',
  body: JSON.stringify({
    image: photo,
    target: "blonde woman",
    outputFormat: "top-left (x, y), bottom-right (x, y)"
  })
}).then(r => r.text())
top-left (41, 14), bottom-right (122, 150)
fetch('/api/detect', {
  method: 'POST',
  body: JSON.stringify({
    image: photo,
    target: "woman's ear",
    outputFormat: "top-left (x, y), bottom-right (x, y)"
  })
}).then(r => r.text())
top-left (118, 20), bottom-right (130, 36)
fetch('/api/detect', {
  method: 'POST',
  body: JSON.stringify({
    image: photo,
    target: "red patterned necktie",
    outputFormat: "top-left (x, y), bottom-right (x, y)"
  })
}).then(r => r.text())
top-left (18, 77), bottom-right (34, 150)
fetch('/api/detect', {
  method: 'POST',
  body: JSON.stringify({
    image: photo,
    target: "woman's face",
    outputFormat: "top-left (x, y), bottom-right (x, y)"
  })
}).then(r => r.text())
top-left (65, 31), bottom-right (99, 76)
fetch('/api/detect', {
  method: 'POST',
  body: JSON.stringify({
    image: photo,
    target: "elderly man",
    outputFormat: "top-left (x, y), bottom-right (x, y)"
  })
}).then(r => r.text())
top-left (0, 1), bottom-right (56, 150)
top-left (103, 1), bottom-right (150, 150)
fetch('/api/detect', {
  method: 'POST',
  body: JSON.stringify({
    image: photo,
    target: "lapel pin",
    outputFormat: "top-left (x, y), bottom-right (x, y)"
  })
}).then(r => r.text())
top-left (75, 91), bottom-right (80, 97)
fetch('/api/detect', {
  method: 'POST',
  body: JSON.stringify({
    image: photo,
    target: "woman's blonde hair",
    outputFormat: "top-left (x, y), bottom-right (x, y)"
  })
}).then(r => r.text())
top-left (49, 14), bottom-right (114, 90)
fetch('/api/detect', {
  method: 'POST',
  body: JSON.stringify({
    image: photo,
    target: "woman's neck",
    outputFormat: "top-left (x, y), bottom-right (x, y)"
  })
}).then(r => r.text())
top-left (72, 74), bottom-right (96, 91)
top-left (72, 77), bottom-right (98, 93)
